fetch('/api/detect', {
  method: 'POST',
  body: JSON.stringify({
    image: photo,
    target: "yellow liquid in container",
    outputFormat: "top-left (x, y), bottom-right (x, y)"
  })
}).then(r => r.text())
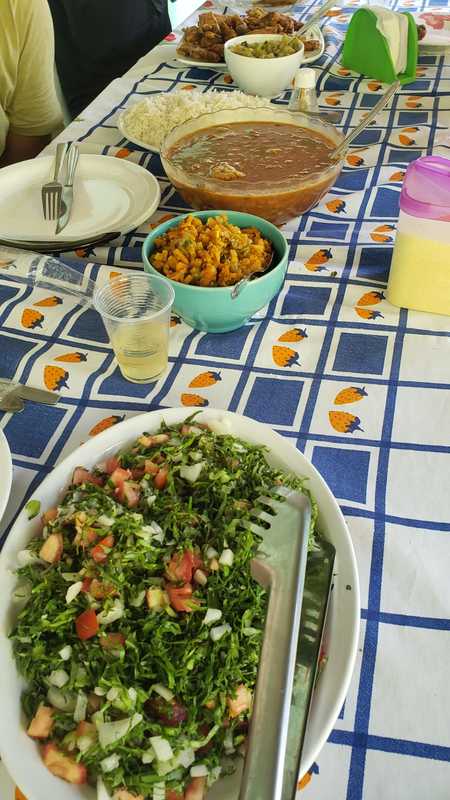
top-left (387, 222), bottom-right (450, 316)
top-left (110, 321), bottom-right (169, 383)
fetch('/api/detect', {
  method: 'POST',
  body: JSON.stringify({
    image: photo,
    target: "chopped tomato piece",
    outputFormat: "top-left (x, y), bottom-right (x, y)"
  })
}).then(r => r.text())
top-left (75, 721), bottom-right (97, 740)
top-left (144, 459), bottom-right (159, 475)
top-left (166, 790), bottom-right (184, 800)
top-left (122, 480), bottom-right (141, 508)
top-left (165, 550), bottom-right (203, 583)
top-left (72, 467), bottom-right (103, 487)
top-left (131, 467), bottom-right (145, 480)
top-left (166, 582), bottom-right (199, 613)
top-left (27, 705), bottom-right (54, 739)
top-left (39, 532), bottom-right (63, 564)
top-left (105, 456), bottom-right (120, 474)
top-left (113, 790), bottom-right (144, 800)
top-left (185, 777), bottom-right (207, 800)
top-left (227, 684), bottom-right (253, 718)
top-left (91, 534), bottom-right (114, 564)
top-left (109, 467), bottom-right (131, 486)
top-left (42, 508), bottom-right (58, 525)
top-left (99, 632), bottom-right (126, 651)
top-left (75, 608), bottom-right (99, 640)
top-left (81, 577), bottom-right (92, 593)
top-left (41, 743), bottom-right (87, 784)
top-left (154, 466), bottom-right (168, 490)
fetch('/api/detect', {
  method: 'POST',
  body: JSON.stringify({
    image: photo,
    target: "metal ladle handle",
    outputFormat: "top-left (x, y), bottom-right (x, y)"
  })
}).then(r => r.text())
top-left (332, 80), bottom-right (400, 160)
top-left (298, 0), bottom-right (341, 38)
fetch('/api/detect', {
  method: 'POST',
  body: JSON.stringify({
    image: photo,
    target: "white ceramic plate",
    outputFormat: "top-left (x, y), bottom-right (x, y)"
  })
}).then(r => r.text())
top-left (117, 110), bottom-right (160, 154)
top-left (414, 10), bottom-right (450, 47)
top-left (0, 429), bottom-right (12, 524)
top-left (0, 408), bottom-right (360, 800)
top-left (175, 26), bottom-right (324, 68)
top-left (0, 761), bottom-right (14, 799)
top-left (0, 155), bottom-right (161, 244)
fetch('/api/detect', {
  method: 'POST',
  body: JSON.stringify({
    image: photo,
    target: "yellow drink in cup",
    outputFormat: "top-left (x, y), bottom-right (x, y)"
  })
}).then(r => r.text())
top-left (94, 274), bottom-right (175, 383)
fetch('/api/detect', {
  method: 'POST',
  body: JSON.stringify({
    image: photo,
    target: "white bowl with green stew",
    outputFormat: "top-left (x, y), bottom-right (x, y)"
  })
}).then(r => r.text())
top-left (224, 34), bottom-right (304, 97)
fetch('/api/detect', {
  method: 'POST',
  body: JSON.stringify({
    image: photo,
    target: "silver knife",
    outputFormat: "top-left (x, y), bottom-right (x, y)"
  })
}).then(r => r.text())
top-left (56, 144), bottom-right (79, 235)
top-left (0, 379), bottom-right (60, 406)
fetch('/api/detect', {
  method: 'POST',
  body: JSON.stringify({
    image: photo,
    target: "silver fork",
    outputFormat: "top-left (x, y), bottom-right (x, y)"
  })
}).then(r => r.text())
top-left (41, 142), bottom-right (69, 221)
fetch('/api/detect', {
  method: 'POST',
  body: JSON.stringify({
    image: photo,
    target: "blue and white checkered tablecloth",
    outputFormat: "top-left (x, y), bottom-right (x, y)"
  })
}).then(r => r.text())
top-left (1, 0), bottom-right (450, 797)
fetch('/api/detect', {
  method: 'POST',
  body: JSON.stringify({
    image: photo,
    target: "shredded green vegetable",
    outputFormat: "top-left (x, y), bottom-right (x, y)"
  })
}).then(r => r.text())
top-left (11, 417), bottom-right (318, 798)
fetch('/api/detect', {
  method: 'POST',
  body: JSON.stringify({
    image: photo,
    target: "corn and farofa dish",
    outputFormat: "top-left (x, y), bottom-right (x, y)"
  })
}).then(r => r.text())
top-left (150, 215), bottom-right (273, 288)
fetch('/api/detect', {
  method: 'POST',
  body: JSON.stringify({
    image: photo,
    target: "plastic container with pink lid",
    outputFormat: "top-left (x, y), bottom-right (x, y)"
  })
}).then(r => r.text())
top-left (387, 155), bottom-right (450, 315)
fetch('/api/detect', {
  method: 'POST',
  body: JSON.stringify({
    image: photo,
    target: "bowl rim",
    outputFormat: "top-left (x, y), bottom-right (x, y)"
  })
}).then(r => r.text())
top-left (160, 106), bottom-right (344, 193)
top-left (224, 32), bottom-right (305, 62)
top-left (143, 209), bottom-right (288, 294)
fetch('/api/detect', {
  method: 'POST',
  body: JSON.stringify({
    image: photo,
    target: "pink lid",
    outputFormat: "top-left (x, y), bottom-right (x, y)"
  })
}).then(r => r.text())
top-left (400, 156), bottom-right (450, 221)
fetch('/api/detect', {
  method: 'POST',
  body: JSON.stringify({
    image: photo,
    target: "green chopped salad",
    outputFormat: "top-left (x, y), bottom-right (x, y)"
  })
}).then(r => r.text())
top-left (11, 417), bottom-right (318, 800)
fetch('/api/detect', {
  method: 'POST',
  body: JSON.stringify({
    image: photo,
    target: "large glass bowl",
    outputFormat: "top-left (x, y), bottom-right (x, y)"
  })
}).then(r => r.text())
top-left (161, 107), bottom-right (344, 225)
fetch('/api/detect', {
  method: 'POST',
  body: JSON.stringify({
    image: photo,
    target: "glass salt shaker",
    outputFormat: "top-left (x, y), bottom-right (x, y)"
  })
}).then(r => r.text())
top-left (289, 67), bottom-right (319, 114)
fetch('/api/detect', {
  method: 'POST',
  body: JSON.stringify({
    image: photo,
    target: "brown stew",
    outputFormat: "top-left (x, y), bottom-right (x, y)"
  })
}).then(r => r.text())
top-left (166, 121), bottom-right (340, 224)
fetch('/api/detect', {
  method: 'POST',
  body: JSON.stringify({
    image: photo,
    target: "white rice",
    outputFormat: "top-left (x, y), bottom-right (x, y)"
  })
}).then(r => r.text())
top-left (120, 90), bottom-right (272, 151)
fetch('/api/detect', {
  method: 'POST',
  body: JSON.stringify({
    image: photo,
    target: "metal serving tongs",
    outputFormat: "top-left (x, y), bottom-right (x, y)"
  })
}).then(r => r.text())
top-left (331, 80), bottom-right (400, 161)
top-left (239, 489), bottom-right (311, 800)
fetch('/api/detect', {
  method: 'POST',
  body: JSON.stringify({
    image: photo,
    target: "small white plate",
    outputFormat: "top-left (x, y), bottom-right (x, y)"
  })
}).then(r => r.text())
top-left (0, 429), bottom-right (12, 524)
top-left (117, 110), bottom-right (160, 154)
top-left (0, 761), bottom-right (14, 799)
top-left (175, 25), bottom-right (324, 69)
top-left (415, 10), bottom-right (450, 47)
top-left (0, 155), bottom-right (161, 244)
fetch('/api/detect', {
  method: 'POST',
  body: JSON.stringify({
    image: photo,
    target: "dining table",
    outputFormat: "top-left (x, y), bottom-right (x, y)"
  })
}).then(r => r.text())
top-left (1, 0), bottom-right (450, 797)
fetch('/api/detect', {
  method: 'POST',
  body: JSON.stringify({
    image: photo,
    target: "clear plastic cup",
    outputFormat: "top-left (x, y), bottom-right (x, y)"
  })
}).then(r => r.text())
top-left (94, 274), bottom-right (175, 383)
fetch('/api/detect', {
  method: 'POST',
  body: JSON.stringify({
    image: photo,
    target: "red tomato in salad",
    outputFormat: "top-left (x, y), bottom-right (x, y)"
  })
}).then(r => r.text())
top-left (165, 550), bottom-right (203, 583)
top-left (166, 583), bottom-right (199, 613)
top-left (105, 456), bottom-right (120, 474)
top-left (154, 466), bottom-right (168, 490)
top-left (72, 467), bottom-right (103, 487)
top-left (91, 535), bottom-right (114, 563)
top-left (166, 790), bottom-right (184, 800)
top-left (75, 608), bottom-right (99, 640)
top-left (99, 632), bottom-right (125, 651)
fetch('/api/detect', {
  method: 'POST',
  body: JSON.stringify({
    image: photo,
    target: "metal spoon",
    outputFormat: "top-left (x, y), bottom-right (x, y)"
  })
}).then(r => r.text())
top-left (231, 250), bottom-right (275, 300)
top-left (331, 80), bottom-right (400, 161)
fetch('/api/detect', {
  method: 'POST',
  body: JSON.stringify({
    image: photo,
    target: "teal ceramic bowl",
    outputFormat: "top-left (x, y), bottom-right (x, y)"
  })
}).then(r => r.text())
top-left (142, 210), bottom-right (288, 333)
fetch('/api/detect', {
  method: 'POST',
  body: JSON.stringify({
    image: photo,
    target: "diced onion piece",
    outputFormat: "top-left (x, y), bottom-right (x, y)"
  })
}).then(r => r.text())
top-left (151, 683), bottom-right (174, 702)
top-left (149, 736), bottom-right (174, 762)
top-left (219, 549), bottom-right (234, 567)
top-left (59, 645), bottom-right (72, 661)
top-left (128, 687), bottom-right (137, 705)
top-left (48, 669), bottom-right (69, 688)
top-left (190, 764), bottom-right (209, 778)
top-left (153, 783), bottom-right (166, 800)
top-left (97, 713), bottom-right (142, 748)
top-left (130, 589), bottom-right (146, 607)
top-left (74, 692), bottom-right (88, 723)
top-left (97, 776), bottom-right (113, 800)
top-left (242, 627), bottom-right (260, 637)
top-left (107, 688), bottom-right (119, 702)
top-left (203, 608), bottom-right (222, 626)
top-left (210, 623), bottom-right (231, 642)
top-left (98, 599), bottom-right (123, 626)
top-left (78, 735), bottom-right (94, 754)
top-left (17, 549), bottom-right (42, 567)
top-left (94, 686), bottom-right (106, 696)
top-left (61, 572), bottom-right (83, 581)
top-left (209, 766), bottom-right (222, 784)
top-left (176, 747), bottom-right (195, 769)
top-left (142, 749), bottom-right (155, 764)
top-left (209, 558), bottom-right (219, 572)
top-left (206, 547), bottom-right (218, 559)
top-left (194, 569), bottom-right (207, 586)
top-left (100, 753), bottom-right (120, 773)
top-left (97, 515), bottom-right (115, 527)
top-left (224, 728), bottom-right (235, 754)
top-left (47, 687), bottom-right (76, 712)
top-left (179, 462), bottom-right (204, 483)
top-left (66, 581), bottom-right (83, 604)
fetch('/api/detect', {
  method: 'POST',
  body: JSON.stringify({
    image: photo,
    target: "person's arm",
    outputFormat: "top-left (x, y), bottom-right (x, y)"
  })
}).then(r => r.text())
top-left (5, 0), bottom-right (63, 166)
top-left (0, 132), bottom-right (51, 168)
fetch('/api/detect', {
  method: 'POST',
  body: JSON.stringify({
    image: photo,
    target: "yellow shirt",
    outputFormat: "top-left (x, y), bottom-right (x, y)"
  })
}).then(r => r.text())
top-left (0, 0), bottom-right (63, 156)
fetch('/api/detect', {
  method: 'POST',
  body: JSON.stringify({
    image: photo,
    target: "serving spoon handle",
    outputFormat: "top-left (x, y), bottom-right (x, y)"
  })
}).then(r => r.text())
top-left (332, 80), bottom-right (400, 160)
top-left (298, 0), bottom-right (341, 37)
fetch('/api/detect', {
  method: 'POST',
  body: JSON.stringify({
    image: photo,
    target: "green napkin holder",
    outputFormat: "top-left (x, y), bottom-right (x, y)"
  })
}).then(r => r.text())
top-left (342, 7), bottom-right (418, 85)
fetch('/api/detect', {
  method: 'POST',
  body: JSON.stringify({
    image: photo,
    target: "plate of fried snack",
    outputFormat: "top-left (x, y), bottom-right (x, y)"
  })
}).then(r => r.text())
top-left (176, 6), bottom-right (324, 68)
